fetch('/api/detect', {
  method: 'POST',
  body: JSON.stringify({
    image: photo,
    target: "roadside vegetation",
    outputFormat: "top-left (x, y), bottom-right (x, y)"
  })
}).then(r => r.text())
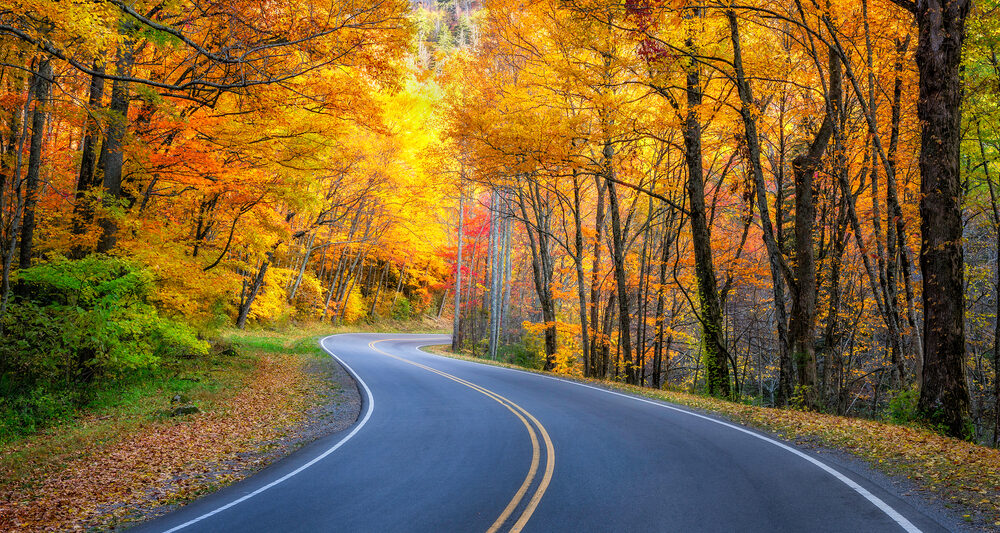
top-left (0, 253), bottom-right (445, 443)
top-left (0, 320), bottom-right (442, 531)
top-left (0, 256), bottom-right (211, 444)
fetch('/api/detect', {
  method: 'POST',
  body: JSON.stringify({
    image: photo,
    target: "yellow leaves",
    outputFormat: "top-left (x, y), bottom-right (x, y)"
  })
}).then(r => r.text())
top-left (11, 0), bottom-right (122, 57)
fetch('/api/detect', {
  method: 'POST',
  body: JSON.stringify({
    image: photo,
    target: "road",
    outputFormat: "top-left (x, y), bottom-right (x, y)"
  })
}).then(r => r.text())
top-left (135, 333), bottom-right (948, 533)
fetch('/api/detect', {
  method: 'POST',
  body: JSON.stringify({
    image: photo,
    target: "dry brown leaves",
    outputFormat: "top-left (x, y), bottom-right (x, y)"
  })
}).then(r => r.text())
top-left (0, 353), bottom-right (320, 532)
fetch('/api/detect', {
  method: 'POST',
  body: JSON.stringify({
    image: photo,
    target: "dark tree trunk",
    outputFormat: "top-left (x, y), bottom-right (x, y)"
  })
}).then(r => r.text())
top-left (824, 186), bottom-right (849, 412)
top-left (18, 59), bottom-right (52, 269)
top-left (590, 177), bottom-right (606, 377)
top-left (237, 252), bottom-right (272, 329)
top-left (886, 36), bottom-right (912, 387)
top-left (289, 231), bottom-right (317, 303)
top-left (601, 291), bottom-right (616, 379)
top-left (652, 211), bottom-right (674, 389)
top-left (572, 173), bottom-right (591, 376)
top-left (911, 0), bottom-right (973, 440)
top-left (606, 160), bottom-right (635, 384)
top-left (72, 64), bottom-right (106, 251)
top-left (192, 193), bottom-right (220, 258)
top-left (789, 48), bottom-right (839, 409)
top-left (888, 36), bottom-right (923, 383)
top-left (453, 188), bottom-right (465, 352)
top-left (517, 180), bottom-right (558, 369)
top-left (369, 260), bottom-right (389, 318)
top-left (727, 10), bottom-right (792, 405)
top-left (977, 125), bottom-right (1000, 445)
top-left (683, 41), bottom-right (729, 398)
top-left (97, 43), bottom-right (134, 253)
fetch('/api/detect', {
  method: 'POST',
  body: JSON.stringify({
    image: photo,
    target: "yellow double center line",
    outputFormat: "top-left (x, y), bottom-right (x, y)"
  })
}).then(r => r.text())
top-left (369, 340), bottom-right (554, 533)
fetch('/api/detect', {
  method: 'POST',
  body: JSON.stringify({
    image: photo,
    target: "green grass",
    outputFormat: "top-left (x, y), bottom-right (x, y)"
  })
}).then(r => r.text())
top-left (1, 318), bottom-right (443, 494)
top-left (0, 349), bottom-right (250, 445)
top-left (0, 352), bottom-right (252, 495)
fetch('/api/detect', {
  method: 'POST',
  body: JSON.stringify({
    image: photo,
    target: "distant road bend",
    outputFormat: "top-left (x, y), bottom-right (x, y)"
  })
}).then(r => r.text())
top-left (136, 333), bottom-right (948, 533)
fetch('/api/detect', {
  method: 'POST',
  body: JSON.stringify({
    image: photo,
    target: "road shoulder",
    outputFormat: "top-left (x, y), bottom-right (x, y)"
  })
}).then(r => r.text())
top-left (0, 334), bottom-right (362, 532)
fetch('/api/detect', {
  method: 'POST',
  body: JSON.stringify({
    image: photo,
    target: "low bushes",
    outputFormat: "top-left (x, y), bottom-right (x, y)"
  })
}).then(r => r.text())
top-left (0, 255), bottom-right (207, 441)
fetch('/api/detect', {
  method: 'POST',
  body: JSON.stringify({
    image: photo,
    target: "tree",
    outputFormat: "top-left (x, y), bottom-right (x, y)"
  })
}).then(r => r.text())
top-left (889, 0), bottom-right (974, 439)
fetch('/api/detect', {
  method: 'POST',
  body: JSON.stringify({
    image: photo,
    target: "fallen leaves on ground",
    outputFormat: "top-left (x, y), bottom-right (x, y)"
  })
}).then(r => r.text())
top-left (0, 352), bottom-right (325, 532)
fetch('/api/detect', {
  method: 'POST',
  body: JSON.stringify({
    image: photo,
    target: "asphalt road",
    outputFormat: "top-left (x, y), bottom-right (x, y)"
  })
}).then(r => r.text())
top-left (134, 333), bottom-right (949, 533)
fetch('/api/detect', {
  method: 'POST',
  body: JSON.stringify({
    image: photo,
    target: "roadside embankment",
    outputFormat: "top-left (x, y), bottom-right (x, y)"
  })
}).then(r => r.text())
top-left (0, 328), bottom-right (361, 532)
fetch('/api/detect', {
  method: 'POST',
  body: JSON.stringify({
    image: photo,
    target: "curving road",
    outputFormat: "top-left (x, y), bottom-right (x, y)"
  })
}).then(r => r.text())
top-left (134, 333), bottom-right (948, 533)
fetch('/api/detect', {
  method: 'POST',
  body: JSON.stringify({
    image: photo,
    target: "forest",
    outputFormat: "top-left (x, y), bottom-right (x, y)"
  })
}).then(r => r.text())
top-left (0, 0), bottom-right (997, 446)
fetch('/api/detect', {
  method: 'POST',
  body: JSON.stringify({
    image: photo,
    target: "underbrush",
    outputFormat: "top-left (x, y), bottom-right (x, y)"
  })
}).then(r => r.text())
top-left (0, 255), bottom-right (210, 443)
top-left (0, 325), bottom-right (341, 531)
top-left (0, 317), bottom-right (442, 459)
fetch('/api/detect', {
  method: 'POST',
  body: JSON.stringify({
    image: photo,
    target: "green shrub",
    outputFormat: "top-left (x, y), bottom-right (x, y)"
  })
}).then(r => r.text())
top-left (0, 255), bottom-right (207, 438)
top-left (391, 298), bottom-right (413, 320)
top-left (888, 388), bottom-right (920, 425)
top-left (498, 339), bottom-right (545, 370)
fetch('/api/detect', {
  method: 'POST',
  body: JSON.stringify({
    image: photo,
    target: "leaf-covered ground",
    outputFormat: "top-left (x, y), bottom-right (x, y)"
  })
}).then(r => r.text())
top-left (0, 330), bottom-right (358, 532)
top-left (426, 346), bottom-right (1000, 530)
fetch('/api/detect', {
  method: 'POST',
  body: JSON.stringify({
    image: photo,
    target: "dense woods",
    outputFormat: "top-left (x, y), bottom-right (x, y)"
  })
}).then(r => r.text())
top-left (444, 0), bottom-right (999, 443)
top-left (0, 0), bottom-right (452, 437)
top-left (0, 0), bottom-right (997, 444)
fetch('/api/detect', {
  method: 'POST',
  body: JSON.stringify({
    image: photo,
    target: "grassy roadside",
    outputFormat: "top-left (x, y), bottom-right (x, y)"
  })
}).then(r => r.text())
top-left (0, 322), bottom-right (441, 532)
top-left (424, 345), bottom-right (1000, 529)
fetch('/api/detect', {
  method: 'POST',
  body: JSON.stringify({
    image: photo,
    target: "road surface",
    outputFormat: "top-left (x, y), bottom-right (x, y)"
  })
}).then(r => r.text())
top-left (134, 333), bottom-right (948, 533)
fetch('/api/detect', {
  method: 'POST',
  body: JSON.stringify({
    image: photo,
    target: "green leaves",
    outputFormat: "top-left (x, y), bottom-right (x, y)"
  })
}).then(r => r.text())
top-left (0, 256), bottom-right (208, 436)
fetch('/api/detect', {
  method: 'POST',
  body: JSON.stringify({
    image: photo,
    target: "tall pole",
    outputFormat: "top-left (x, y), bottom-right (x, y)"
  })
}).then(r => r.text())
top-left (451, 178), bottom-right (465, 352)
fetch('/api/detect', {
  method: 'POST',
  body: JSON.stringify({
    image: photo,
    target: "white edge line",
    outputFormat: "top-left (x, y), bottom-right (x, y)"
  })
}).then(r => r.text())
top-left (160, 334), bottom-right (375, 533)
top-left (426, 346), bottom-right (922, 533)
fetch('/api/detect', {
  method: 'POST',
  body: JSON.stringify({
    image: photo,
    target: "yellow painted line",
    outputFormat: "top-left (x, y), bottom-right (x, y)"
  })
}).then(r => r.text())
top-left (509, 405), bottom-right (554, 533)
top-left (368, 340), bottom-right (554, 533)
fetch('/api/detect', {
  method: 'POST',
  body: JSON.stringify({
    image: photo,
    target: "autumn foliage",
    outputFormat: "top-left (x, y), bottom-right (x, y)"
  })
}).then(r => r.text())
top-left (0, 0), bottom-right (456, 435)
top-left (439, 0), bottom-right (999, 443)
top-left (0, 0), bottom-right (998, 489)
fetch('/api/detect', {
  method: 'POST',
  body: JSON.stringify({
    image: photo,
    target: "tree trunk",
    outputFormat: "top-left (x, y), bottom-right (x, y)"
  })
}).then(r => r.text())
top-left (18, 58), bottom-right (52, 269)
top-left (487, 188), bottom-right (500, 359)
top-left (97, 43), bottom-right (134, 253)
top-left (288, 230), bottom-right (319, 303)
top-left (590, 177), bottom-right (606, 377)
top-left (728, 10), bottom-right (792, 405)
top-left (572, 173), bottom-right (591, 376)
top-left (913, 0), bottom-right (973, 440)
top-left (518, 180), bottom-right (558, 370)
top-left (652, 210), bottom-right (674, 389)
top-left (683, 38), bottom-right (729, 397)
top-left (368, 260), bottom-right (389, 318)
top-left (452, 187), bottom-right (464, 352)
top-left (72, 64), bottom-right (106, 250)
top-left (0, 65), bottom-right (31, 321)
top-left (977, 126), bottom-right (1000, 445)
top-left (789, 48), bottom-right (839, 409)
top-left (237, 252), bottom-right (272, 329)
top-left (606, 163), bottom-right (635, 384)
top-left (888, 36), bottom-right (922, 383)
